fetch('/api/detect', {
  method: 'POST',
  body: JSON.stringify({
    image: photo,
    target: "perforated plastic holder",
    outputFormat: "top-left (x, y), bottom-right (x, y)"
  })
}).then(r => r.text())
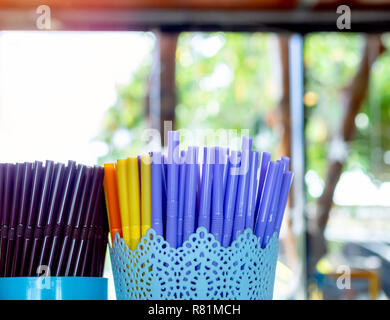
top-left (110, 227), bottom-right (278, 300)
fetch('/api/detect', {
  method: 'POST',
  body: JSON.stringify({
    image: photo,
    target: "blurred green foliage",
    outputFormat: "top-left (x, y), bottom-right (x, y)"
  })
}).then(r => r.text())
top-left (97, 35), bottom-right (153, 164)
top-left (304, 33), bottom-right (364, 179)
top-left (304, 33), bottom-right (390, 188)
top-left (98, 32), bottom-right (390, 192)
top-left (176, 33), bottom-right (277, 138)
top-left (98, 32), bottom-right (282, 164)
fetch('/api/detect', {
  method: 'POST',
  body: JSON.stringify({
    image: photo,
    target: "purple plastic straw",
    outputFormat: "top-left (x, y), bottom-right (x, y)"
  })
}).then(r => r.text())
top-left (64, 167), bottom-right (93, 276)
top-left (211, 147), bottom-right (224, 243)
top-left (232, 140), bottom-right (251, 241)
top-left (11, 163), bottom-right (32, 276)
top-left (19, 161), bottom-right (43, 276)
top-left (151, 152), bottom-right (163, 236)
top-left (177, 150), bottom-right (186, 246)
top-left (222, 151), bottom-right (240, 247)
top-left (161, 156), bottom-right (167, 232)
top-left (46, 161), bottom-right (77, 271)
top-left (281, 156), bottom-right (290, 172)
top-left (80, 168), bottom-right (104, 276)
top-left (0, 165), bottom-right (3, 196)
top-left (245, 151), bottom-right (259, 230)
top-left (262, 160), bottom-right (284, 248)
top-left (98, 199), bottom-right (109, 276)
top-left (27, 160), bottom-right (55, 276)
top-left (195, 153), bottom-right (200, 222)
top-left (4, 163), bottom-right (23, 276)
top-left (222, 148), bottom-right (230, 198)
top-left (241, 136), bottom-right (252, 151)
top-left (254, 161), bottom-right (278, 246)
top-left (0, 165), bottom-right (4, 236)
top-left (183, 146), bottom-right (198, 242)
top-left (254, 152), bottom-right (271, 224)
top-left (198, 147), bottom-right (214, 231)
top-left (37, 163), bottom-right (65, 269)
top-left (163, 155), bottom-right (168, 192)
top-left (273, 171), bottom-right (294, 237)
top-left (73, 166), bottom-right (102, 276)
top-left (55, 164), bottom-right (86, 276)
top-left (0, 164), bottom-right (14, 276)
top-left (166, 131), bottom-right (180, 248)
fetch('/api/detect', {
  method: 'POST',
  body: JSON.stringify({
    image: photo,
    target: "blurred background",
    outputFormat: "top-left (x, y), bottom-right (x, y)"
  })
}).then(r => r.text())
top-left (1, 0), bottom-right (390, 299)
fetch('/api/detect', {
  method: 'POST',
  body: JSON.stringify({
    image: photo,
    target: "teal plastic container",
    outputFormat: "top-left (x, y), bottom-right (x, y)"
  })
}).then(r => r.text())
top-left (111, 227), bottom-right (279, 300)
top-left (0, 277), bottom-right (107, 300)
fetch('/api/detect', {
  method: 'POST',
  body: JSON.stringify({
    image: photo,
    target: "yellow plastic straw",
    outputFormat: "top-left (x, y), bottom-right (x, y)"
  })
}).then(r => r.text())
top-left (127, 157), bottom-right (141, 250)
top-left (140, 154), bottom-right (152, 236)
top-left (116, 159), bottom-right (131, 247)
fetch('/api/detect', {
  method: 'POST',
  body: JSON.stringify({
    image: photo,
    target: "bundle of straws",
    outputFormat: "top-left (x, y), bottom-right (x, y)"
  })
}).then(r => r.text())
top-left (104, 131), bottom-right (293, 250)
top-left (0, 161), bottom-right (108, 277)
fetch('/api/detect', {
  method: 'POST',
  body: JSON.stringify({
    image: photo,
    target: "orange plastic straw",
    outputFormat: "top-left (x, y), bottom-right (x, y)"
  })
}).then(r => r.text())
top-left (103, 163), bottom-right (122, 241)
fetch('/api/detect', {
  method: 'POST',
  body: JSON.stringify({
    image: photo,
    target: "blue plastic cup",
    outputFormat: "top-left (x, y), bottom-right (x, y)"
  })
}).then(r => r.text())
top-left (0, 277), bottom-right (108, 300)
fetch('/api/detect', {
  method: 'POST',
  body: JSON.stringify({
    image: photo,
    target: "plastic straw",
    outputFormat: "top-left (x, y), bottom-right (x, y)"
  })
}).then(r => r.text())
top-left (99, 200), bottom-right (109, 277)
top-left (162, 155), bottom-right (168, 233)
top-left (19, 161), bottom-right (43, 276)
top-left (103, 163), bottom-right (122, 241)
top-left (177, 150), bottom-right (186, 247)
top-left (100, 233), bottom-right (108, 276)
top-left (273, 171), bottom-right (294, 237)
top-left (91, 197), bottom-right (106, 277)
top-left (127, 157), bottom-right (141, 250)
top-left (195, 155), bottom-right (201, 224)
top-left (242, 136), bottom-right (252, 151)
top-left (0, 165), bottom-right (4, 241)
top-left (262, 160), bottom-right (284, 248)
top-left (46, 161), bottom-right (76, 271)
top-left (198, 147), bottom-right (214, 231)
top-left (55, 164), bottom-right (86, 276)
top-left (37, 162), bottom-right (66, 269)
top-left (72, 166), bottom-right (101, 276)
top-left (27, 160), bottom-right (55, 276)
top-left (96, 197), bottom-right (108, 277)
top-left (211, 147), bottom-right (224, 243)
top-left (151, 152), bottom-right (163, 236)
top-left (140, 154), bottom-right (152, 237)
top-left (80, 168), bottom-right (104, 276)
top-left (116, 159), bottom-right (130, 247)
top-left (166, 131), bottom-right (180, 248)
top-left (222, 148), bottom-right (230, 199)
top-left (64, 167), bottom-right (92, 276)
top-left (254, 161), bottom-right (278, 246)
top-left (254, 152), bottom-right (271, 224)
top-left (0, 164), bottom-right (14, 276)
top-left (245, 151), bottom-right (259, 230)
top-left (4, 163), bottom-right (23, 276)
top-left (281, 156), bottom-right (290, 172)
top-left (11, 162), bottom-right (32, 276)
top-left (183, 146), bottom-right (198, 243)
top-left (222, 151), bottom-right (240, 247)
top-left (90, 228), bottom-right (100, 277)
top-left (232, 146), bottom-right (251, 241)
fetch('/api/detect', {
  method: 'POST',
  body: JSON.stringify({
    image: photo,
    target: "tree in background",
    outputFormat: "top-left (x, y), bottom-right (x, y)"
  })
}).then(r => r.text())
top-left (304, 33), bottom-right (390, 198)
top-left (305, 33), bottom-right (389, 274)
top-left (97, 52), bottom-right (152, 164)
top-left (97, 32), bottom-right (283, 164)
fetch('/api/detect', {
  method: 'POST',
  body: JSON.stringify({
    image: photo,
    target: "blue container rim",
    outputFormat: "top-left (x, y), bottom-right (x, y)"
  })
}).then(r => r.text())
top-left (0, 276), bottom-right (108, 300)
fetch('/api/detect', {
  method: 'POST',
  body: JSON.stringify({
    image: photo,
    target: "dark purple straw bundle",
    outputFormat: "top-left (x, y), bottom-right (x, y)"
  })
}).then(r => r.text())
top-left (0, 161), bottom-right (108, 277)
